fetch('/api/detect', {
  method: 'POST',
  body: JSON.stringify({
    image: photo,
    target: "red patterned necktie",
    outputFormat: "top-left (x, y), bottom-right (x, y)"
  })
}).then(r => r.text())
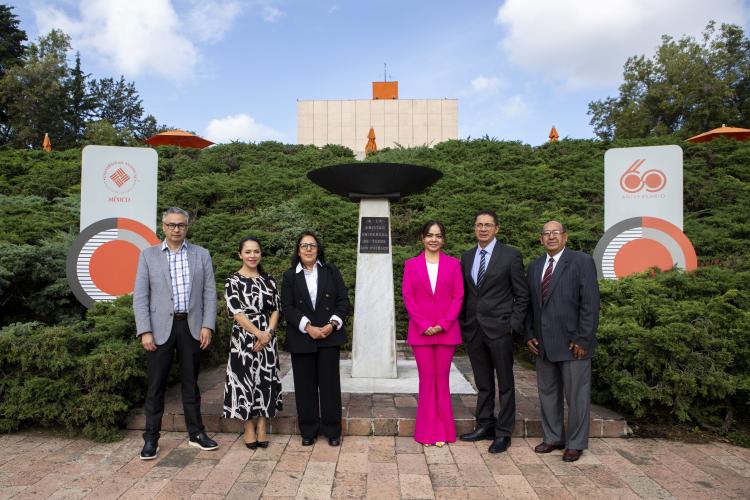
top-left (541, 257), bottom-right (554, 302)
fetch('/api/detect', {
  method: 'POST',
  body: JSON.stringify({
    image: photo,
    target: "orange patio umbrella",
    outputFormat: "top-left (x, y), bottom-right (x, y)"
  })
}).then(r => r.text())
top-left (42, 133), bottom-right (52, 152)
top-left (687, 124), bottom-right (750, 143)
top-left (145, 129), bottom-right (214, 149)
top-left (548, 126), bottom-right (559, 142)
top-left (365, 127), bottom-right (377, 155)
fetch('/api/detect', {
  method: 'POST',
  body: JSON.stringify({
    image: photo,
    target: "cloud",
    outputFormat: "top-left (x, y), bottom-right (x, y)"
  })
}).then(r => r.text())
top-left (465, 75), bottom-right (508, 95)
top-left (495, 0), bottom-right (750, 88)
top-left (262, 5), bottom-right (283, 22)
top-left (34, 0), bottom-right (243, 82)
top-left (204, 114), bottom-right (283, 143)
top-left (498, 94), bottom-right (528, 118)
top-left (187, 1), bottom-right (244, 43)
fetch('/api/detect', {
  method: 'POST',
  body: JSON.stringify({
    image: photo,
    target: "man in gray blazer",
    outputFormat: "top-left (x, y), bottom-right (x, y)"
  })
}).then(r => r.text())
top-left (133, 207), bottom-right (218, 460)
top-left (526, 221), bottom-right (600, 462)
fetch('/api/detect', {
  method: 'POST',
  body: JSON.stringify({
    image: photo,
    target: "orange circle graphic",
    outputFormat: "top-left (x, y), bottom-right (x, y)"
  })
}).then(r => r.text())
top-left (614, 239), bottom-right (673, 278)
top-left (89, 240), bottom-right (141, 295)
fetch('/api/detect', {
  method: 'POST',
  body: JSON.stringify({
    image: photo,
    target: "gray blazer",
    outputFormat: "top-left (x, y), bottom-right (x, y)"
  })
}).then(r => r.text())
top-left (133, 242), bottom-right (217, 345)
top-left (525, 248), bottom-right (600, 362)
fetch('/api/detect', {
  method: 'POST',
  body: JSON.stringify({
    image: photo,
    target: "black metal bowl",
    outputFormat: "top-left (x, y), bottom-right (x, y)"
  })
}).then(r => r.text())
top-left (307, 163), bottom-right (442, 201)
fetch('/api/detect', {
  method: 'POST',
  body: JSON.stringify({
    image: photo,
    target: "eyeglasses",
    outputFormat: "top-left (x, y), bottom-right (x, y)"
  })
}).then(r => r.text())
top-left (164, 223), bottom-right (187, 231)
top-left (474, 223), bottom-right (496, 230)
top-left (299, 243), bottom-right (318, 250)
top-left (541, 230), bottom-right (565, 238)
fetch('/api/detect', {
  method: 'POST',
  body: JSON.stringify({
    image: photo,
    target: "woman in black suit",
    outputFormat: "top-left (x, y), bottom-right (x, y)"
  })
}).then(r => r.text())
top-left (282, 231), bottom-right (349, 446)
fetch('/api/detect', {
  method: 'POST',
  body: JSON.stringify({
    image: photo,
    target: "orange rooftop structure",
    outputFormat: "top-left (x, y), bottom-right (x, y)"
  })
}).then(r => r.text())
top-left (145, 130), bottom-right (214, 149)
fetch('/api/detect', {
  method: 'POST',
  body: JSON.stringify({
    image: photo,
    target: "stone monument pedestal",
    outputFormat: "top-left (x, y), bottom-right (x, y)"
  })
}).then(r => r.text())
top-left (351, 199), bottom-right (397, 378)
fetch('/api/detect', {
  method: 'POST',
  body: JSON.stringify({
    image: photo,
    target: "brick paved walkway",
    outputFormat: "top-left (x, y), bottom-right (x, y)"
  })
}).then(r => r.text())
top-left (2, 430), bottom-right (749, 499)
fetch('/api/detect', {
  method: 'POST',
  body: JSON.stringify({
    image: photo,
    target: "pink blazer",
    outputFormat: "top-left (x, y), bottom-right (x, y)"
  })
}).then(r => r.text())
top-left (402, 252), bottom-right (465, 346)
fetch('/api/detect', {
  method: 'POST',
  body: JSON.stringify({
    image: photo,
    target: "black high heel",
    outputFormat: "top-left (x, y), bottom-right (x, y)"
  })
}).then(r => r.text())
top-left (256, 441), bottom-right (269, 448)
top-left (245, 441), bottom-right (258, 449)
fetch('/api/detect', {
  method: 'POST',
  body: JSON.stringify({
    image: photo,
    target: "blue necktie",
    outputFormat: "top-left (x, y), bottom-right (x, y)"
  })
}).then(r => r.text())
top-left (476, 249), bottom-right (487, 287)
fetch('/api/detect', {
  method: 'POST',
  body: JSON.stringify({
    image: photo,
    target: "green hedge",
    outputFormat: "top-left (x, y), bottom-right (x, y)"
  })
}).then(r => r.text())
top-left (593, 267), bottom-right (750, 430)
top-left (1, 137), bottom-right (749, 439)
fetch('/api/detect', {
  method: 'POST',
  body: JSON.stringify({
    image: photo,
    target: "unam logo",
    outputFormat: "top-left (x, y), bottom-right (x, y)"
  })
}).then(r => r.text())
top-left (103, 161), bottom-right (137, 193)
top-left (619, 159), bottom-right (666, 193)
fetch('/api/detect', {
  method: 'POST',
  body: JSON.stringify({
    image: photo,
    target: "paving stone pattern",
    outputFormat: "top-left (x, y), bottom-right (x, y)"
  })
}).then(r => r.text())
top-left (2, 431), bottom-right (749, 499)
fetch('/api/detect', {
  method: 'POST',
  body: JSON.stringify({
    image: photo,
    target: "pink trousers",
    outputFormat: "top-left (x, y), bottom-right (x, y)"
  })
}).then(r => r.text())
top-left (412, 345), bottom-right (456, 444)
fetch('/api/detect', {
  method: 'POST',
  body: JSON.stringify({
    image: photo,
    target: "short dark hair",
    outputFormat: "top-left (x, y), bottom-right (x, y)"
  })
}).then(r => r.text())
top-left (291, 231), bottom-right (326, 268)
top-left (474, 209), bottom-right (498, 225)
top-left (237, 236), bottom-right (267, 276)
top-left (420, 220), bottom-right (446, 239)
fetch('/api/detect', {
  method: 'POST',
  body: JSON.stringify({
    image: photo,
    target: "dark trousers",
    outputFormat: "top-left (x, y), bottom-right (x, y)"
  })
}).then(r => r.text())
top-left (143, 317), bottom-right (204, 441)
top-left (467, 328), bottom-right (515, 436)
top-left (290, 346), bottom-right (342, 440)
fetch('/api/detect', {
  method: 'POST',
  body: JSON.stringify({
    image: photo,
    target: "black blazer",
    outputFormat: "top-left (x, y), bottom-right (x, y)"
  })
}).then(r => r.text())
top-left (282, 263), bottom-right (349, 353)
top-left (525, 248), bottom-right (600, 362)
top-left (459, 241), bottom-right (530, 342)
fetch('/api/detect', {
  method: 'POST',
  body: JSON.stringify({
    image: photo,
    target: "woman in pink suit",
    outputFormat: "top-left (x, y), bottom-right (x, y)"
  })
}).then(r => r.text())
top-left (402, 220), bottom-right (464, 446)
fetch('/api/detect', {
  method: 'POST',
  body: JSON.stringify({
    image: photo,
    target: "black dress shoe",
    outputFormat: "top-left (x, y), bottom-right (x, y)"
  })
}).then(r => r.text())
top-left (534, 442), bottom-right (565, 453)
top-left (562, 449), bottom-right (582, 462)
top-left (328, 436), bottom-right (341, 447)
top-left (245, 441), bottom-right (258, 450)
top-left (488, 436), bottom-right (511, 454)
top-left (256, 441), bottom-right (269, 449)
top-left (301, 437), bottom-right (316, 446)
top-left (189, 432), bottom-right (219, 451)
top-left (459, 427), bottom-right (495, 442)
top-left (140, 440), bottom-right (159, 460)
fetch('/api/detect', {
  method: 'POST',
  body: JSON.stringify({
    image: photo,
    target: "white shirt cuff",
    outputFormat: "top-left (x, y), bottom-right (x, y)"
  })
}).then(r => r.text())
top-left (330, 315), bottom-right (343, 330)
top-left (298, 316), bottom-right (310, 334)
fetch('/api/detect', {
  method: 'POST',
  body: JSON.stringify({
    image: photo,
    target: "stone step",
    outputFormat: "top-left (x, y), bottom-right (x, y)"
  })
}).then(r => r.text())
top-left (127, 353), bottom-right (629, 438)
top-left (126, 393), bottom-right (629, 438)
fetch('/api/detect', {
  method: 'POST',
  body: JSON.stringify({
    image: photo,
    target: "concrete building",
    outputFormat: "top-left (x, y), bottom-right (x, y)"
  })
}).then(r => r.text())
top-left (297, 82), bottom-right (458, 157)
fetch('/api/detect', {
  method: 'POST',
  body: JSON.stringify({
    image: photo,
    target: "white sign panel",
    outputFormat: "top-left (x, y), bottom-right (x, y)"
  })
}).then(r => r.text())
top-left (80, 146), bottom-right (158, 231)
top-left (604, 145), bottom-right (683, 230)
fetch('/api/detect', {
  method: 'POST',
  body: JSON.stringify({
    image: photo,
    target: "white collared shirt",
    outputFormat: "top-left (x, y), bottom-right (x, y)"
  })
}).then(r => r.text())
top-left (471, 238), bottom-right (497, 284)
top-left (541, 247), bottom-right (566, 281)
top-left (296, 261), bottom-right (343, 334)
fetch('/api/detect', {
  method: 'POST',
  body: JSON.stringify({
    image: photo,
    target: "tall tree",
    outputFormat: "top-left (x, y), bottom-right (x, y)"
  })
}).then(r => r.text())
top-left (66, 52), bottom-right (94, 144)
top-left (89, 76), bottom-right (145, 135)
top-left (0, 4), bottom-right (27, 143)
top-left (0, 29), bottom-right (72, 148)
top-left (588, 22), bottom-right (750, 141)
top-left (0, 4), bottom-right (26, 78)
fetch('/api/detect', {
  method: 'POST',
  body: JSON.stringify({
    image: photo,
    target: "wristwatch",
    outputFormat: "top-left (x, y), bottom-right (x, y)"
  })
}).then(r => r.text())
top-left (328, 320), bottom-right (337, 329)
top-left (267, 328), bottom-right (275, 337)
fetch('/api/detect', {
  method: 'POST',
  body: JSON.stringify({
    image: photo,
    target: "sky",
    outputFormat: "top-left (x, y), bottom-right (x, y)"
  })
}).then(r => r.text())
top-left (6, 0), bottom-right (750, 146)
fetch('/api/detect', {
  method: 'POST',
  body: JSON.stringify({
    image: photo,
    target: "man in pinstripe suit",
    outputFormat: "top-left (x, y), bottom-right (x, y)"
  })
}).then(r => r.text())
top-left (525, 221), bottom-right (600, 462)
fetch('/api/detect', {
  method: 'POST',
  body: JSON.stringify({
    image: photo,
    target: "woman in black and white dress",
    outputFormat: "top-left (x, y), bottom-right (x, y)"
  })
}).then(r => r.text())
top-left (222, 236), bottom-right (282, 449)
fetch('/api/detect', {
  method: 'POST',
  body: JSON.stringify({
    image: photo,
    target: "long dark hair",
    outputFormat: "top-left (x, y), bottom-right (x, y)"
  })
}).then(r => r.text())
top-left (238, 236), bottom-right (268, 277)
top-left (291, 231), bottom-right (326, 268)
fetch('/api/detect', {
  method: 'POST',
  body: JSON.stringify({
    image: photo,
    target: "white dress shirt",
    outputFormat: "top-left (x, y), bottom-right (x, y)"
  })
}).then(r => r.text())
top-left (296, 261), bottom-right (343, 333)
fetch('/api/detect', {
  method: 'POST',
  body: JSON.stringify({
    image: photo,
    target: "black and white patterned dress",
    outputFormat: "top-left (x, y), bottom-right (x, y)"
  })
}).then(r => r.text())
top-left (222, 272), bottom-right (283, 420)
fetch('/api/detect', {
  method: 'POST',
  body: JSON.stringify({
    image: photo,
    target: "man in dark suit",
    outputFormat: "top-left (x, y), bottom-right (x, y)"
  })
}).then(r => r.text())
top-left (282, 231), bottom-right (349, 447)
top-left (133, 207), bottom-right (218, 460)
top-left (459, 209), bottom-right (530, 453)
top-left (526, 221), bottom-right (600, 462)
